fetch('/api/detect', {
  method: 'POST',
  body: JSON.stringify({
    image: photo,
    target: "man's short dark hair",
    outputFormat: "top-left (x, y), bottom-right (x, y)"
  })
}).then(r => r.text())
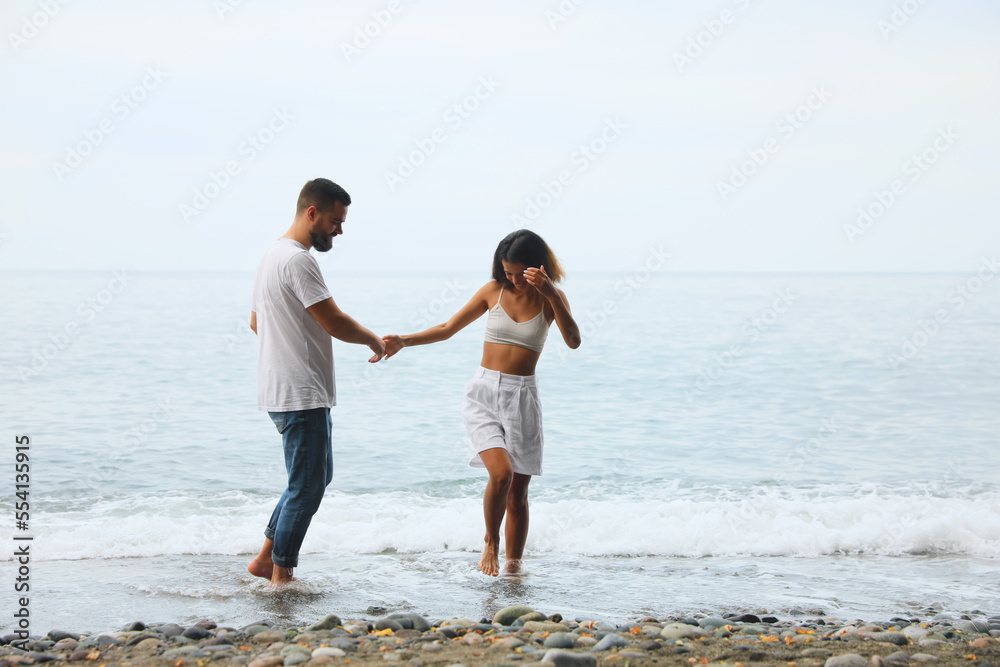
top-left (297, 178), bottom-right (352, 214)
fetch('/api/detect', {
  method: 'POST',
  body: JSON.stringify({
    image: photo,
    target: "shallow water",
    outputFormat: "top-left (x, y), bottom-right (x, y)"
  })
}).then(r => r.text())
top-left (1, 270), bottom-right (998, 632)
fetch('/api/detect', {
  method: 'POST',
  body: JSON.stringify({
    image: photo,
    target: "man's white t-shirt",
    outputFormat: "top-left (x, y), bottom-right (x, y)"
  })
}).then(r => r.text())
top-left (251, 238), bottom-right (336, 412)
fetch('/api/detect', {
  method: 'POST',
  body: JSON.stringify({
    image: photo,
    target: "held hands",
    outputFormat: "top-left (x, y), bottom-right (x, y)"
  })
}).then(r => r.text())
top-left (523, 265), bottom-right (557, 299)
top-left (367, 335), bottom-right (387, 363)
top-left (381, 334), bottom-right (405, 359)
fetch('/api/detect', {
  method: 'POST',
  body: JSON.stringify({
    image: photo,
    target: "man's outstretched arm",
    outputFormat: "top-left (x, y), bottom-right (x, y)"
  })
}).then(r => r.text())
top-left (306, 298), bottom-right (385, 362)
top-left (250, 311), bottom-right (257, 334)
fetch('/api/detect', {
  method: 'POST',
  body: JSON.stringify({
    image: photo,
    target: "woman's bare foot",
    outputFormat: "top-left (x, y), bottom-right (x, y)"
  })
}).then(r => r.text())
top-left (501, 558), bottom-right (523, 575)
top-left (478, 538), bottom-right (500, 576)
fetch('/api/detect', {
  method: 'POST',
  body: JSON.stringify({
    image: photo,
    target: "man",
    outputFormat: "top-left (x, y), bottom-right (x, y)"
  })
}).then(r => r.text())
top-left (247, 178), bottom-right (385, 588)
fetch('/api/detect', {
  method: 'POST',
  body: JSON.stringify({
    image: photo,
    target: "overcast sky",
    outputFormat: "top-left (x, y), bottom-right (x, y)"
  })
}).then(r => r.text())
top-left (1, 0), bottom-right (998, 273)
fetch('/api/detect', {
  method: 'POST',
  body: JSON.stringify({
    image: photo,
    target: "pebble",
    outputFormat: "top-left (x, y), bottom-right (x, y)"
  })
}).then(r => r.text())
top-left (312, 647), bottom-right (346, 658)
top-left (521, 621), bottom-right (570, 634)
top-left (386, 613), bottom-right (431, 632)
top-left (873, 631), bottom-right (909, 646)
top-left (802, 648), bottom-right (833, 658)
top-left (729, 614), bottom-right (761, 624)
top-left (544, 632), bottom-right (577, 649)
top-left (576, 636), bottom-right (597, 648)
top-left (134, 638), bottom-right (161, 650)
top-left (248, 656), bottom-right (286, 667)
top-left (161, 646), bottom-right (198, 658)
top-left (68, 649), bottom-right (96, 661)
top-left (462, 633), bottom-right (484, 645)
top-left (374, 619), bottom-right (404, 632)
top-left (382, 649), bottom-right (417, 662)
top-left (592, 633), bottom-right (628, 651)
top-left (254, 630), bottom-right (287, 643)
top-left (494, 606), bottom-right (536, 626)
top-left (25, 652), bottom-right (58, 663)
top-left (698, 617), bottom-right (728, 630)
top-left (541, 648), bottom-right (597, 667)
top-left (661, 623), bottom-right (708, 640)
top-left (824, 655), bottom-right (870, 667)
top-left (342, 622), bottom-right (371, 635)
top-left (517, 612), bottom-right (549, 624)
top-left (46, 631), bottom-right (78, 643)
top-left (304, 615), bottom-right (342, 632)
top-left (911, 654), bottom-right (939, 663)
top-left (494, 637), bottom-right (526, 650)
top-left (154, 624), bottom-right (185, 638)
top-left (182, 626), bottom-right (212, 640)
top-left (618, 651), bottom-right (648, 660)
top-left (283, 652), bottom-right (310, 665)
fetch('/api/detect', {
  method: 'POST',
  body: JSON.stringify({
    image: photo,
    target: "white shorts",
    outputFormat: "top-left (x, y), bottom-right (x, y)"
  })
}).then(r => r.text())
top-left (463, 367), bottom-right (544, 476)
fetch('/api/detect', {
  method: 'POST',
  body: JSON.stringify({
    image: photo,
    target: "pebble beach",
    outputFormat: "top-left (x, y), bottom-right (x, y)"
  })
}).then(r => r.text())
top-left (3, 607), bottom-right (999, 667)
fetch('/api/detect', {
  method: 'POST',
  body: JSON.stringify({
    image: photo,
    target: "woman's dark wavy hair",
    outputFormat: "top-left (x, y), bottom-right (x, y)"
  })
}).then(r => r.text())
top-left (492, 229), bottom-right (565, 287)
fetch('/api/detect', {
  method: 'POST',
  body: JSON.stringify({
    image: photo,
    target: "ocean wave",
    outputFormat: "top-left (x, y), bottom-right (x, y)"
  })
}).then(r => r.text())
top-left (10, 484), bottom-right (1000, 561)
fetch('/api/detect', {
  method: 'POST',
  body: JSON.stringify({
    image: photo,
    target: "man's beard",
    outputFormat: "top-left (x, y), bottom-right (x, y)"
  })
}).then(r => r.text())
top-left (311, 232), bottom-right (334, 252)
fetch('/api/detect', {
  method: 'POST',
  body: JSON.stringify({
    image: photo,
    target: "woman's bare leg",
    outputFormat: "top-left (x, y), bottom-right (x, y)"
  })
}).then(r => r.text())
top-left (477, 448), bottom-right (513, 576)
top-left (502, 473), bottom-right (531, 574)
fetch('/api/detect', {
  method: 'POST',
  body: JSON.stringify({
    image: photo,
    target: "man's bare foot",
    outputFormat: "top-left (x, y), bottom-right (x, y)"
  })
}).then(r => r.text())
top-left (478, 538), bottom-right (500, 577)
top-left (501, 558), bottom-right (523, 575)
top-left (268, 565), bottom-right (296, 590)
top-left (249, 538), bottom-right (275, 579)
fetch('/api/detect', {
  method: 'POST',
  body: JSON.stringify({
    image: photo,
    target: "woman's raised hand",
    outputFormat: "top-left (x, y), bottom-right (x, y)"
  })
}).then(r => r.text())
top-left (524, 265), bottom-right (557, 299)
top-left (382, 334), bottom-right (405, 359)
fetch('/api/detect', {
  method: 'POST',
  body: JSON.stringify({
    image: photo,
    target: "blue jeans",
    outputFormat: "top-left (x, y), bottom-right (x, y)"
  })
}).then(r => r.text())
top-left (264, 407), bottom-right (333, 568)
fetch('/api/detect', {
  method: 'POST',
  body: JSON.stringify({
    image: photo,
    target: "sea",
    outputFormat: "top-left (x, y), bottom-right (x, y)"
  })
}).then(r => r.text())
top-left (1, 269), bottom-right (998, 634)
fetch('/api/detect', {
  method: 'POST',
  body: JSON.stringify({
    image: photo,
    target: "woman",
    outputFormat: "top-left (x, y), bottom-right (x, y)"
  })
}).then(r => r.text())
top-left (382, 230), bottom-right (581, 576)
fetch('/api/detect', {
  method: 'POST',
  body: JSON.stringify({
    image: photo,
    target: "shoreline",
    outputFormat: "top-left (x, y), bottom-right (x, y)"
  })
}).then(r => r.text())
top-left (2, 607), bottom-right (999, 667)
